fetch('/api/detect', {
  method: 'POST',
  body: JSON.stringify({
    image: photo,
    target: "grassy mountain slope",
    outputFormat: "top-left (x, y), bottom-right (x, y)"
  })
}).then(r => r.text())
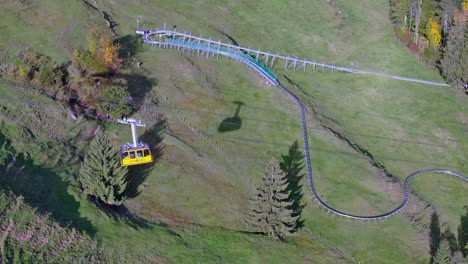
top-left (0, 0), bottom-right (467, 263)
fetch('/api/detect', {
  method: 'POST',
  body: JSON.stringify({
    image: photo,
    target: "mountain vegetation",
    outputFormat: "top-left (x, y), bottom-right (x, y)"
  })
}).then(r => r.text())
top-left (0, 0), bottom-right (466, 262)
top-left (433, 240), bottom-right (454, 264)
top-left (389, 0), bottom-right (468, 90)
top-left (246, 159), bottom-right (298, 240)
top-left (0, 26), bottom-right (132, 120)
top-left (78, 131), bottom-right (128, 206)
top-left (0, 191), bottom-right (112, 263)
top-left (458, 206), bottom-right (468, 257)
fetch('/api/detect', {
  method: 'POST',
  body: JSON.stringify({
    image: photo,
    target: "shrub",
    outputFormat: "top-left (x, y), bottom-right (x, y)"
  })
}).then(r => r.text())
top-left (100, 84), bottom-right (133, 119)
top-left (17, 64), bottom-right (30, 81)
top-left (73, 27), bottom-right (123, 76)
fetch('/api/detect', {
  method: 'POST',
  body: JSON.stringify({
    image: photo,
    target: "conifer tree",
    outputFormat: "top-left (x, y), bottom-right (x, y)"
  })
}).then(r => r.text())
top-left (411, 0), bottom-right (423, 42)
top-left (441, 227), bottom-right (459, 255)
top-left (246, 159), bottom-right (298, 240)
top-left (79, 132), bottom-right (128, 206)
top-left (458, 206), bottom-right (468, 257)
top-left (440, 19), bottom-right (467, 89)
top-left (389, 0), bottom-right (411, 26)
top-left (438, 0), bottom-right (457, 38)
top-left (433, 240), bottom-right (454, 264)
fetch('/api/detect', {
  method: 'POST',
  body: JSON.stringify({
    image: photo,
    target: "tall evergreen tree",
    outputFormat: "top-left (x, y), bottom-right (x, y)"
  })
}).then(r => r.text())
top-left (389, 0), bottom-right (411, 26)
top-left (79, 132), bottom-right (128, 206)
top-left (246, 159), bottom-right (298, 240)
top-left (433, 240), bottom-right (454, 264)
top-left (411, 0), bottom-right (423, 42)
top-left (438, 0), bottom-right (457, 39)
top-left (441, 227), bottom-right (459, 255)
top-left (440, 19), bottom-right (467, 89)
top-left (460, 25), bottom-right (468, 89)
top-left (280, 140), bottom-right (305, 230)
top-left (458, 206), bottom-right (468, 257)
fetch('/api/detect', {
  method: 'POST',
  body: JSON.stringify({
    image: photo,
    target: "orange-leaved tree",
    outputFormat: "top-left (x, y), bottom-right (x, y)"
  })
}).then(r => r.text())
top-left (73, 27), bottom-right (123, 75)
top-left (102, 37), bottom-right (123, 73)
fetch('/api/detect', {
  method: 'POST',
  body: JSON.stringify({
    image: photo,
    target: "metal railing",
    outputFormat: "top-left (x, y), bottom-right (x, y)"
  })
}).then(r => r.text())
top-left (140, 28), bottom-right (450, 87)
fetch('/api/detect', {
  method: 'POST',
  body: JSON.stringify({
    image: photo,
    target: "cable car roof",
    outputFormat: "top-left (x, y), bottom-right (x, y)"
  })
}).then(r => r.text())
top-left (120, 142), bottom-right (150, 151)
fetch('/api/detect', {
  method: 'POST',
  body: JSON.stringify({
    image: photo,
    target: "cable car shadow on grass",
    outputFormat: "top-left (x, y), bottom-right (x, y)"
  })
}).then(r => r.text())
top-left (125, 118), bottom-right (166, 198)
top-left (218, 101), bottom-right (244, 133)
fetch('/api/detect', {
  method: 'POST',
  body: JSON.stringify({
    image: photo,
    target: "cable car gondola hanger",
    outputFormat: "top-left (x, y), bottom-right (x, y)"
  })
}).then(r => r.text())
top-left (117, 117), bottom-right (153, 166)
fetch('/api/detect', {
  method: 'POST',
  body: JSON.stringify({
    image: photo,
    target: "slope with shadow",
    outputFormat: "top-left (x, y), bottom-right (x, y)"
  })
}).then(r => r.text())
top-left (218, 101), bottom-right (244, 133)
top-left (0, 131), bottom-right (95, 235)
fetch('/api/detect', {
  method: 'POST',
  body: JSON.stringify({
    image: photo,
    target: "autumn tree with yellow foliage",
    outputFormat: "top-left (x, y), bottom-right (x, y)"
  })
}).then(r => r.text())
top-left (73, 27), bottom-right (123, 75)
top-left (426, 17), bottom-right (442, 48)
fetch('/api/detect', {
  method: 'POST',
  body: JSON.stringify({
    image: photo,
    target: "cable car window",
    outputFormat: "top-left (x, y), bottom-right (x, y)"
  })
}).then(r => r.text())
top-left (143, 149), bottom-right (150, 156)
top-left (130, 151), bottom-right (136, 158)
top-left (137, 150), bottom-right (143, 158)
top-left (123, 152), bottom-right (129, 158)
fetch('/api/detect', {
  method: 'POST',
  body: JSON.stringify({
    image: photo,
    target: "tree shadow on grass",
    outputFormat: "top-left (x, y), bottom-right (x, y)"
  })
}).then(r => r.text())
top-left (126, 118), bottom-right (166, 198)
top-left (115, 34), bottom-right (143, 59)
top-left (280, 140), bottom-right (306, 230)
top-left (113, 34), bottom-right (157, 113)
top-left (429, 212), bottom-right (441, 262)
top-left (114, 73), bottom-right (158, 112)
top-left (93, 201), bottom-right (152, 230)
top-left (0, 133), bottom-right (96, 236)
top-left (218, 101), bottom-right (244, 133)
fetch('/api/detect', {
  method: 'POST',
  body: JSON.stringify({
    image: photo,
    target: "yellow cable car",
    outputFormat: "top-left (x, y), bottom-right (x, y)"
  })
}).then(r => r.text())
top-left (118, 117), bottom-right (153, 167)
top-left (120, 143), bottom-right (153, 166)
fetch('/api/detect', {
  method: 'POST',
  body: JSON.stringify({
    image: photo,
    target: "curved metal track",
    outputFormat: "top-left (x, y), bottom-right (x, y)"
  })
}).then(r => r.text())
top-left (140, 29), bottom-right (450, 87)
top-left (141, 30), bottom-right (467, 221)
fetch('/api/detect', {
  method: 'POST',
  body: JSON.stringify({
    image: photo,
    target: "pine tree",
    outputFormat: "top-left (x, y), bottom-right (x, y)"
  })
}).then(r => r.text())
top-left (411, 0), bottom-right (423, 43)
top-left (438, 0), bottom-right (457, 39)
top-left (441, 227), bottom-right (460, 255)
top-left (440, 19), bottom-right (466, 89)
top-left (79, 132), bottom-right (128, 206)
top-left (389, 0), bottom-right (411, 27)
top-left (246, 159), bottom-right (298, 240)
top-left (433, 240), bottom-right (454, 264)
top-left (461, 25), bottom-right (468, 89)
top-left (458, 206), bottom-right (468, 257)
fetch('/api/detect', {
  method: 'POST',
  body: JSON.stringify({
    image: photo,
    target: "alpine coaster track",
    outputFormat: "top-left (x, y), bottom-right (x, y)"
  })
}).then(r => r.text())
top-left (138, 27), bottom-right (467, 222)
